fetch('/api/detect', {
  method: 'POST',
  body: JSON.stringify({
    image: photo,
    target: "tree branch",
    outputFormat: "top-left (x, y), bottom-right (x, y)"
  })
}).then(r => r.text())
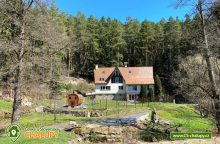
top-left (24, 0), bottom-right (34, 12)
top-left (187, 83), bottom-right (213, 98)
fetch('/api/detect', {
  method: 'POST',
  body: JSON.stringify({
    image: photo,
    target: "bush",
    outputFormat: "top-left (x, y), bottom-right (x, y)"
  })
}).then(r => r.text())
top-left (140, 85), bottom-right (147, 102)
top-left (149, 88), bottom-right (154, 102)
top-left (140, 131), bottom-right (168, 142)
top-left (76, 82), bottom-right (94, 93)
top-left (155, 75), bottom-right (163, 101)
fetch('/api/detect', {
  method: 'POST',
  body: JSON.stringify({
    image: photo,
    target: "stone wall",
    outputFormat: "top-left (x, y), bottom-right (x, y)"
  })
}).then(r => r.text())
top-left (43, 107), bottom-right (104, 117)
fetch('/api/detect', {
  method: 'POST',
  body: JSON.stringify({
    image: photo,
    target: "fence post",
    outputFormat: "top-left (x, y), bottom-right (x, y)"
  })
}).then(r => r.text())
top-left (135, 96), bottom-right (136, 108)
top-left (100, 99), bottom-right (101, 109)
top-left (142, 97), bottom-right (143, 107)
top-left (105, 98), bottom-right (107, 109)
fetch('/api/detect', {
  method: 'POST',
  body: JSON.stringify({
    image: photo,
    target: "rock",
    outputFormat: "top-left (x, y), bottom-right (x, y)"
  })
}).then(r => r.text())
top-left (90, 111), bottom-right (102, 117)
top-left (158, 120), bottom-right (170, 125)
top-left (35, 106), bottom-right (45, 113)
top-left (4, 112), bottom-right (12, 118)
top-left (151, 136), bottom-right (158, 142)
top-left (69, 121), bottom-right (78, 127)
top-left (151, 108), bottom-right (159, 123)
top-left (65, 121), bottom-right (79, 131)
top-left (22, 97), bottom-right (33, 107)
top-left (74, 127), bottom-right (89, 135)
top-left (136, 113), bottom-right (149, 123)
top-left (85, 124), bottom-right (100, 129)
top-left (86, 112), bottom-right (90, 117)
top-left (85, 124), bottom-right (122, 135)
top-left (76, 135), bottom-right (83, 142)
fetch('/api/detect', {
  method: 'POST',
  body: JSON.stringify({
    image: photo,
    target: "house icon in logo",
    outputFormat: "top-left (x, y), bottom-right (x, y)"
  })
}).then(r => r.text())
top-left (6, 124), bottom-right (21, 142)
top-left (8, 126), bottom-right (19, 137)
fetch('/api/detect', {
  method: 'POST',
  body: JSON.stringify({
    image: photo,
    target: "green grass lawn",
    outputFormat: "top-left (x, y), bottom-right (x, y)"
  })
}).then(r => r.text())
top-left (0, 99), bottom-right (12, 111)
top-left (0, 130), bottom-right (75, 144)
top-left (0, 112), bottom-right (92, 144)
top-left (23, 98), bottom-right (218, 132)
top-left (0, 98), bottom-right (216, 143)
top-left (20, 112), bottom-right (94, 127)
top-left (83, 99), bottom-right (215, 132)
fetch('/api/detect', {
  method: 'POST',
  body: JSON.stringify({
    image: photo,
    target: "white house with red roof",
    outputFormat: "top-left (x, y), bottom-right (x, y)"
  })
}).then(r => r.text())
top-left (94, 64), bottom-right (154, 101)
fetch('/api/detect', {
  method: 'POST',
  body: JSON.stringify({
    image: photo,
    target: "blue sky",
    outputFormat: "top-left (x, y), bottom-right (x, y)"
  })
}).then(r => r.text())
top-left (55, 0), bottom-right (191, 22)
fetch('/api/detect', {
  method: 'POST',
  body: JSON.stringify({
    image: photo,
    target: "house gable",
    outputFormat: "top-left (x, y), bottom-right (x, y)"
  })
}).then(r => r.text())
top-left (94, 67), bottom-right (115, 84)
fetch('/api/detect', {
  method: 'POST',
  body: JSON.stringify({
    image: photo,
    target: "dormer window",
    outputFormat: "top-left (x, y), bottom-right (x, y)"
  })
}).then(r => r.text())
top-left (99, 77), bottom-right (105, 81)
top-left (111, 70), bottom-right (123, 83)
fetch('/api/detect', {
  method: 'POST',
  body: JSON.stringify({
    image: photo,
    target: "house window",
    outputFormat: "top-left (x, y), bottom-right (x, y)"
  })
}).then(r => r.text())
top-left (100, 86), bottom-right (105, 90)
top-left (106, 86), bottom-right (110, 91)
top-left (119, 86), bottom-right (123, 90)
top-left (112, 77), bottom-right (122, 83)
top-left (128, 85), bottom-right (137, 91)
top-left (115, 70), bottom-right (119, 76)
top-left (129, 94), bottom-right (137, 101)
top-left (133, 85), bottom-right (137, 91)
top-left (115, 77), bottom-right (119, 83)
top-left (100, 86), bottom-right (111, 91)
top-left (99, 77), bottom-right (105, 81)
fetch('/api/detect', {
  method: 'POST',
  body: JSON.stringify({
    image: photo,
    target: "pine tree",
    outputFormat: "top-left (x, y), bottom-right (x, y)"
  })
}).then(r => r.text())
top-left (124, 17), bottom-right (140, 66)
top-left (139, 21), bottom-right (155, 66)
top-left (155, 75), bottom-right (163, 101)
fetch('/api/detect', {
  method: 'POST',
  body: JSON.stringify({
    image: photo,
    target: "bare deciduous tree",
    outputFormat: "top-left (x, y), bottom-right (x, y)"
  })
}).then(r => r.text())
top-left (174, 0), bottom-right (220, 132)
top-left (0, 0), bottom-right (70, 124)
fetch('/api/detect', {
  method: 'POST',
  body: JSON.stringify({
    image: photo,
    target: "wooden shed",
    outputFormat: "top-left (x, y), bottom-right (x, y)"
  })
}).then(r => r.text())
top-left (66, 93), bottom-right (83, 107)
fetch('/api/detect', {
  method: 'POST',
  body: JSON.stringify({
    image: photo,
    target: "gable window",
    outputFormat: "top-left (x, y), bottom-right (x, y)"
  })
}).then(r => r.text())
top-left (115, 70), bottom-right (119, 76)
top-left (119, 86), bottom-right (123, 90)
top-left (99, 77), bottom-right (105, 81)
top-left (111, 76), bottom-right (123, 83)
top-left (115, 77), bottom-right (119, 83)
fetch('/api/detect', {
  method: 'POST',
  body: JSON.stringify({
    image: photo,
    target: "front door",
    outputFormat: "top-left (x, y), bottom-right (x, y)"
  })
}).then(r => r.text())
top-left (129, 94), bottom-right (136, 101)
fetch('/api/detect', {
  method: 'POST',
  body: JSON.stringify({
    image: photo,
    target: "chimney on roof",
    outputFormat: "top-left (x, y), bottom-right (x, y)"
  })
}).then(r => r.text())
top-left (124, 62), bottom-right (128, 67)
top-left (95, 64), bottom-right (98, 70)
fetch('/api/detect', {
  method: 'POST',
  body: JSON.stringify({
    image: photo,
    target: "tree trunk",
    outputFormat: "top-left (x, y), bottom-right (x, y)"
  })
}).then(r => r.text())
top-left (11, 1), bottom-right (25, 123)
top-left (198, 0), bottom-right (220, 132)
top-left (68, 48), bottom-right (70, 77)
top-left (145, 47), bottom-right (148, 66)
top-left (11, 59), bottom-right (23, 124)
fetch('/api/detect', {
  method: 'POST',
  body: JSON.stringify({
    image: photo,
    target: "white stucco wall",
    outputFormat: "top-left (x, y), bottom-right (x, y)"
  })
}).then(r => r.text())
top-left (95, 83), bottom-right (126, 94)
top-left (95, 83), bottom-right (142, 95)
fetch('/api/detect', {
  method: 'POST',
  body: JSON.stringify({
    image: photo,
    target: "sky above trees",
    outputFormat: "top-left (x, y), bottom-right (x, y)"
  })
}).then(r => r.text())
top-left (55, 0), bottom-right (191, 22)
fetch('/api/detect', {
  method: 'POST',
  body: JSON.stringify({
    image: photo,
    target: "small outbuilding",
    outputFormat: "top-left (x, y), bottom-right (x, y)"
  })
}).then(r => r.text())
top-left (66, 91), bottom-right (83, 107)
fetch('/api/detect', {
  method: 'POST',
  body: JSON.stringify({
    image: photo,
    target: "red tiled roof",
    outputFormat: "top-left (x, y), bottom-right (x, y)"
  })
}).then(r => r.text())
top-left (118, 67), bottom-right (154, 84)
top-left (94, 67), bottom-right (115, 84)
top-left (94, 66), bottom-right (154, 84)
